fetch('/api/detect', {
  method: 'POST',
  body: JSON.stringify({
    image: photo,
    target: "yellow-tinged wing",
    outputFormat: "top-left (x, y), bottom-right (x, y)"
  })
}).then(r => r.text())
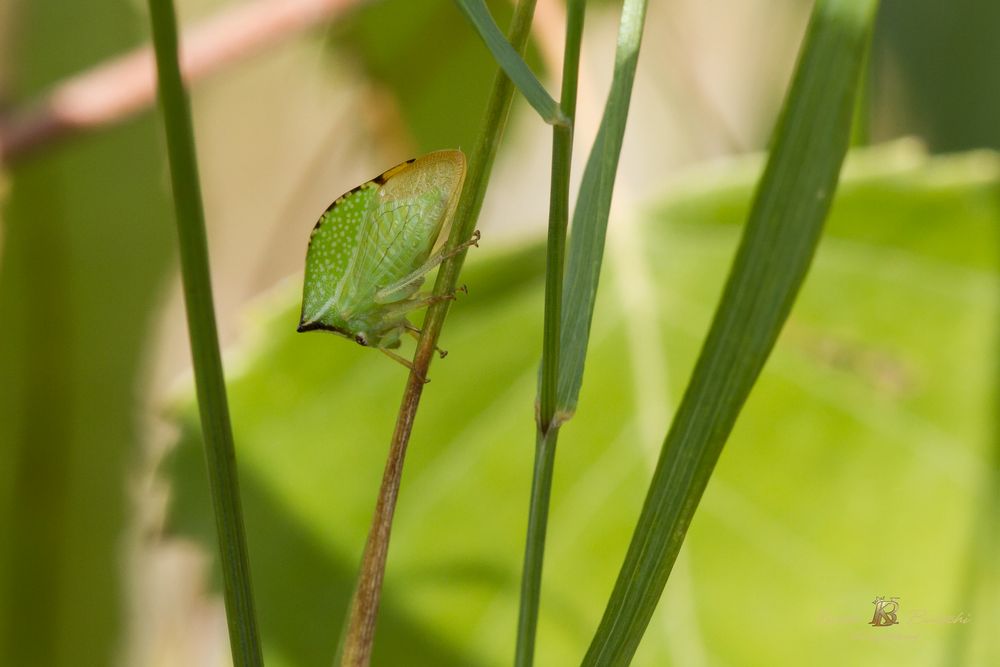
top-left (348, 150), bottom-right (466, 298)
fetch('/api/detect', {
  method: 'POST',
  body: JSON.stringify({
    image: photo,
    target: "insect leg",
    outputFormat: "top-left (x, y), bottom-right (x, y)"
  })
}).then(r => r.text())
top-left (403, 323), bottom-right (448, 358)
top-left (373, 230), bottom-right (481, 304)
top-left (380, 292), bottom-right (457, 318)
top-left (378, 348), bottom-right (430, 383)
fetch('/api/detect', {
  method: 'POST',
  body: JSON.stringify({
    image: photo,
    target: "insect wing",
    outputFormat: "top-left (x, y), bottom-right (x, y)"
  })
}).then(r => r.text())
top-left (348, 151), bottom-right (466, 295)
top-left (299, 182), bottom-right (379, 328)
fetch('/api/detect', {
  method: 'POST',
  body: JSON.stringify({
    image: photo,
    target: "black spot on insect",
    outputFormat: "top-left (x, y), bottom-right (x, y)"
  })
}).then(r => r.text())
top-left (311, 157), bottom-right (416, 241)
top-left (297, 320), bottom-right (330, 333)
top-left (320, 179), bottom-right (382, 217)
top-left (311, 181), bottom-right (380, 246)
top-left (297, 320), bottom-right (360, 345)
top-left (373, 157), bottom-right (417, 185)
top-left (321, 192), bottom-right (349, 215)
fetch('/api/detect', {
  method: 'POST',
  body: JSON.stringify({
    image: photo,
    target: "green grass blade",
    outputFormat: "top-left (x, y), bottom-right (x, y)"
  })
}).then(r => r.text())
top-left (516, 1), bottom-right (585, 663)
top-left (454, 0), bottom-right (567, 126)
top-left (581, 0), bottom-right (879, 663)
top-left (146, 1), bottom-right (264, 665)
top-left (556, 0), bottom-right (649, 419)
top-left (850, 32), bottom-right (872, 147)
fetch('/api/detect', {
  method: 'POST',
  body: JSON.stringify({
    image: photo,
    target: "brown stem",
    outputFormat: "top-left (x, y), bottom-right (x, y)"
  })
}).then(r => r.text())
top-left (0, 0), bottom-right (362, 163)
top-left (337, 366), bottom-right (429, 667)
top-left (336, 0), bottom-right (540, 662)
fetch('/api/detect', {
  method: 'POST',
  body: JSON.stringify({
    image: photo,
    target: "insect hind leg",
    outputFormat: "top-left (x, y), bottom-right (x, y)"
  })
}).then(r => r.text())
top-left (378, 348), bottom-right (430, 383)
top-left (380, 291), bottom-right (458, 320)
top-left (374, 230), bottom-right (481, 304)
top-left (404, 323), bottom-right (448, 358)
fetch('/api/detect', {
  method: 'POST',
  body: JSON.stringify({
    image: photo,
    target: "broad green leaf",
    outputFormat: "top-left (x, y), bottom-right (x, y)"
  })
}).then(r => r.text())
top-left (163, 143), bottom-right (1000, 666)
top-left (454, 0), bottom-right (565, 126)
top-left (582, 0), bottom-right (879, 661)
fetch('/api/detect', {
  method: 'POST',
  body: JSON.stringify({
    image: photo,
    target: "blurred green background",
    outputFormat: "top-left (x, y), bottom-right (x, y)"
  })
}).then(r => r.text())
top-left (1, 0), bottom-right (997, 665)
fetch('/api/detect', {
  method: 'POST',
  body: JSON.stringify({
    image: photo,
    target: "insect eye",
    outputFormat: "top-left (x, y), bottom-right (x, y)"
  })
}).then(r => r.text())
top-left (355, 334), bottom-right (368, 346)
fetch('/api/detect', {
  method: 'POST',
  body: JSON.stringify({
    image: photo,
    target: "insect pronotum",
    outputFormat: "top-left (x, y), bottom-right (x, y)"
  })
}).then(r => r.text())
top-left (297, 150), bottom-right (474, 371)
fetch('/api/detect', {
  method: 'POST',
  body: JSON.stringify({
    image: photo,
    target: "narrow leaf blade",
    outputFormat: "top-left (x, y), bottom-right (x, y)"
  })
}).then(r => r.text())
top-left (582, 0), bottom-right (880, 663)
top-left (557, 0), bottom-right (649, 418)
top-left (455, 0), bottom-right (566, 126)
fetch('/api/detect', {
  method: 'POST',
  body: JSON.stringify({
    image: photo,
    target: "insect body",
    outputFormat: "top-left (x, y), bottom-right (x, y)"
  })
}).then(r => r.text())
top-left (298, 150), bottom-right (470, 368)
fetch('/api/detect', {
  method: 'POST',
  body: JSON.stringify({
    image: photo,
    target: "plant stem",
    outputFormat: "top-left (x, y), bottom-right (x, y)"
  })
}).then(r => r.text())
top-left (515, 1), bottom-right (584, 665)
top-left (538, 0), bottom-right (584, 433)
top-left (146, 1), bottom-right (263, 665)
top-left (1, 0), bottom-right (360, 164)
top-left (514, 430), bottom-right (557, 666)
top-left (336, 2), bottom-right (539, 665)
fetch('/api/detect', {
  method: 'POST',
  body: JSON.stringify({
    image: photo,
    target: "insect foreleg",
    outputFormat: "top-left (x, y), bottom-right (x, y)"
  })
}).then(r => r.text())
top-left (373, 230), bottom-right (481, 304)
